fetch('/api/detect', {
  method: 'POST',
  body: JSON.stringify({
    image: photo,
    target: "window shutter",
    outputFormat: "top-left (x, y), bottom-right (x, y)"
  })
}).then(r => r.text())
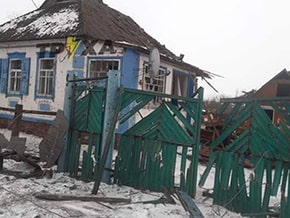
top-left (52, 59), bottom-right (56, 100)
top-left (20, 58), bottom-right (31, 95)
top-left (0, 59), bottom-right (8, 94)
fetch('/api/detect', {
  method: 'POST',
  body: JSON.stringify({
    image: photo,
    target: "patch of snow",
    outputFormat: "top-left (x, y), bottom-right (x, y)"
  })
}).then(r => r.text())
top-left (115, 41), bottom-right (148, 51)
top-left (0, 10), bottom-right (41, 32)
top-left (16, 7), bottom-right (79, 37)
top-left (0, 128), bottom-right (252, 217)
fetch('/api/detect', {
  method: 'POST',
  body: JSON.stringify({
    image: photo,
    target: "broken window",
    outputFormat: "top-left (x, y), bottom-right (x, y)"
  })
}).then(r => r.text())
top-left (261, 105), bottom-right (274, 122)
top-left (9, 59), bottom-right (22, 93)
top-left (276, 83), bottom-right (290, 97)
top-left (37, 58), bottom-right (55, 96)
top-left (89, 59), bottom-right (119, 78)
top-left (143, 65), bottom-right (166, 93)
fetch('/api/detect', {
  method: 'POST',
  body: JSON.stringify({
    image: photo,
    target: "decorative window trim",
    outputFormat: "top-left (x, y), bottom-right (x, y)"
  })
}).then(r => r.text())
top-left (35, 52), bottom-right (56, 100)
top-left (0, 52), bottom-right (31, 97)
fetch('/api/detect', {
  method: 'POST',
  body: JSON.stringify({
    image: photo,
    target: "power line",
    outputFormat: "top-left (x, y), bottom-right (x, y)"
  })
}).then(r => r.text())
top-left (31, 0), bottom-right (39, 9)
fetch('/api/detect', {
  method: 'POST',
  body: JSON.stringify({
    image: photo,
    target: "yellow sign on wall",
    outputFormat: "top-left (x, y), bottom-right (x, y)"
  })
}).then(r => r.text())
top-left (66, 36), bottom-right (81, 59)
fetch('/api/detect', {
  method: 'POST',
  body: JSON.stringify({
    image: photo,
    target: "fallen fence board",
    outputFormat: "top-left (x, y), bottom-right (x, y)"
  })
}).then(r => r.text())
top-left (176, 190), bottom-right (204, 218)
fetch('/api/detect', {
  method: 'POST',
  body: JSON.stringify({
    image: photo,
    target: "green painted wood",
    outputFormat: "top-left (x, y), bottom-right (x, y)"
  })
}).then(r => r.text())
top-left (237, 155), bottom-right (248, 212)
top-left (199, 152), bottom-right (218, 186)
top-left (225, 129), bottom-right (249, 153)
top-left (261, 160), bottom-right (272, 214)
top-left (271, 161), bottom-right (283, 196)
top-left (280, 164), bottom-right (289, 198)
top-left (119, 94), bottom-right (154, 124)
top-left (213, 152), bottom-right (222, 204)
top-left (165, 102), bottom-right (195, 135)
top-left (223, 102), bottom-right (243, 128)
top-left (180, 146), bottom-right (187, 190)
top-left (228, 154), bottom-right (238, 212)
top-left (210, 103), bottom-right (252, 149)
top-left (220, 102), bottom-right (229, 113)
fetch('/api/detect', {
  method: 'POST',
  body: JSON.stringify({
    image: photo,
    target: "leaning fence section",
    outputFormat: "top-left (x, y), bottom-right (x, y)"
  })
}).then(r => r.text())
top-left (61, 71), bottom-right (204, 198)
top-left (199, 97), bottom-right (290, 217)
top-left (114, 88), bottom-right (204, 197)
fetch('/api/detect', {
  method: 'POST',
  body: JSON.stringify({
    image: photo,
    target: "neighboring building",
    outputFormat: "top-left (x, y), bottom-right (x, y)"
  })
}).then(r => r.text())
top-left (252, 68), bottom-right (290, 98)
top-left (0, 0), bottom-right (212, 134)
top-left (243, 68), bottom-right (290, 124)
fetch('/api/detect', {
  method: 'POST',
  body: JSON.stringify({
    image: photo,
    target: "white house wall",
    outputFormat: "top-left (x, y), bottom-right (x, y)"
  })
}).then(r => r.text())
top-left (0, 39), bottom-right (196, 125)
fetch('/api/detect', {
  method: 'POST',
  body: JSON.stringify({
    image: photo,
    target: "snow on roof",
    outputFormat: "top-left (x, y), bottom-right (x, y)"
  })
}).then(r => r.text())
top-left (15, 7), bottom-right (79, 37)
top-left (0, 0), bottom-right (212, 78)
top-left (0, 10), bottom-right (41, 32)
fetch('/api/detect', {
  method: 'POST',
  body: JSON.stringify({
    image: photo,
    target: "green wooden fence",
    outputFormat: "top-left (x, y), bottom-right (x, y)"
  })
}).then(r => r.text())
top-left (115, 88), bottom-right (204, 197)
top-left (199, 97), bottom-right (290, 217)
top-left (64, 84), bottom-right (106, 180)
top-left (62, 72), bottom-right (204, 197)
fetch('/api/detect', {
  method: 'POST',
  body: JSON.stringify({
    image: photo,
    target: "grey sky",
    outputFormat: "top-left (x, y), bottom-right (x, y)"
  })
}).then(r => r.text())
top-left (1, 0), bottom-right (290, 99)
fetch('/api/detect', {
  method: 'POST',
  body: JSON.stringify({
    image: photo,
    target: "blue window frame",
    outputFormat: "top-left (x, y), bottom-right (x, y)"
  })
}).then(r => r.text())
top-left (35, 52), bottom-right (56, 100)
top-left (0, 52), bottom-right (30, 97)
top-left (172, 69), bottom-right (194, 97)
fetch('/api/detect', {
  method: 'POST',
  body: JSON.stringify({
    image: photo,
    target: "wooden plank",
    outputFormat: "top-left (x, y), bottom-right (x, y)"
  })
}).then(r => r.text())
top-left (39, 110), bottom-right (68, 168)
top-left (92, 88), bottom-right (121, 194)
top-left (176, 190), bottom-right (204, 218)
top-left (34, 193), bottom-right (131, 204)
top-left (11, 104), bottom-right (23, 137)
top-left (261, 160), bottom-right (272, 213)
top-left (0, 106), bottom-right (57, 115)
top-left (271, 161), bottom-right (283, 196)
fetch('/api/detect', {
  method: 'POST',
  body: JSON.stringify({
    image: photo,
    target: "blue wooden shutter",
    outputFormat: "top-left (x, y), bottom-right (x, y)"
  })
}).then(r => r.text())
top-left (0, 59), bottom-right (8, 94)
top-left (51, 59), bottom-right (56, 100)
top-left (20, 58), bottom-right (31, 95)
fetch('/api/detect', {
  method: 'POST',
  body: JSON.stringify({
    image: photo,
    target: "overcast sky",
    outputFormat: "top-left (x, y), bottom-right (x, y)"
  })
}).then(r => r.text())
top-left (1, 0), bottom-right (290, 99)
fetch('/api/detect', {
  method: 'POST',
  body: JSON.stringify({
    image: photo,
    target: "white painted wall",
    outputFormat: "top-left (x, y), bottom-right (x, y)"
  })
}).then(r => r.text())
top-left (0, 39), bottom-right (196, 124)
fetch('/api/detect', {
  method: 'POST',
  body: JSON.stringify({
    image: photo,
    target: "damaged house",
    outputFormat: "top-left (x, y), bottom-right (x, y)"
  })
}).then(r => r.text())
top-left (0, 0), bottom-right (211, 135)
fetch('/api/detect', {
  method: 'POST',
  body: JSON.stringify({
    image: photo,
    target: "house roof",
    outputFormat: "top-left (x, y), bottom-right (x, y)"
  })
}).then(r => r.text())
top-left (239, 68), bottom-right (290, 98)
top-left (0, 0), bottom-right (213, 78)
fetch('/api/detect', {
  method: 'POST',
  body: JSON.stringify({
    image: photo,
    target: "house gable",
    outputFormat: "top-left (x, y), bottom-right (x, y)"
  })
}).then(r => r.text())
top-left (254, 69), bottom-right (290, 98)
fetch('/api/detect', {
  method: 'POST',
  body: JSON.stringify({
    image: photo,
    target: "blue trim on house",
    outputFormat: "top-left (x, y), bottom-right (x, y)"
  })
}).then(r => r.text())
top-left (0, 59), bottom-right (8, 95)
top-left (73, 56), bottom-right (85, 69)
top-left (5, 53), bottom-right (30, 98)
top-left (121, 48), bottom-right (140, 89)
top-left (39, 103), bottom-right (50, 111)
top-left (72, 41), bottom-right (86, 68)
top-left (116, 49), bottom-right (140, 133)
top-left (9, 100), bottom-right (18, 108)
top-left (75, 41), bottom-right (85, 55)
top-left (172, 69), bottom-right (193, 97)
top-left (37, 51), bottom-right (56, 59)
top-left (0, 113), bottom-right (54, 124)
top-left (7, 52), bottom-right (26, 59)
top-left (34, 52), bottom-right (56, 100)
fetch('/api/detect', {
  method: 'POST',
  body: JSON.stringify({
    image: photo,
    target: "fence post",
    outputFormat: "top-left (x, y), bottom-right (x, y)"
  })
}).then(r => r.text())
top-left (11, 104), bottom-right (23, 137)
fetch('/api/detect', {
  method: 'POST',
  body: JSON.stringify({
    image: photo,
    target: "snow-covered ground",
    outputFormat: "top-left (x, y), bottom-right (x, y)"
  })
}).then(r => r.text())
top-left (0, 129), bottom-right (246, 218)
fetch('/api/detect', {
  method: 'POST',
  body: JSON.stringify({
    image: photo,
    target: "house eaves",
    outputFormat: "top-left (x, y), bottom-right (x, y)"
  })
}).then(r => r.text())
top-left (0, 0), bottom-right (213, 78)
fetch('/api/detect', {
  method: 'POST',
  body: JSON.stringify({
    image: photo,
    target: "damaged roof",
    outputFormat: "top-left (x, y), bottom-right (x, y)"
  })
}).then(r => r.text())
top-left (0, 0), bottom-right (212, 78)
